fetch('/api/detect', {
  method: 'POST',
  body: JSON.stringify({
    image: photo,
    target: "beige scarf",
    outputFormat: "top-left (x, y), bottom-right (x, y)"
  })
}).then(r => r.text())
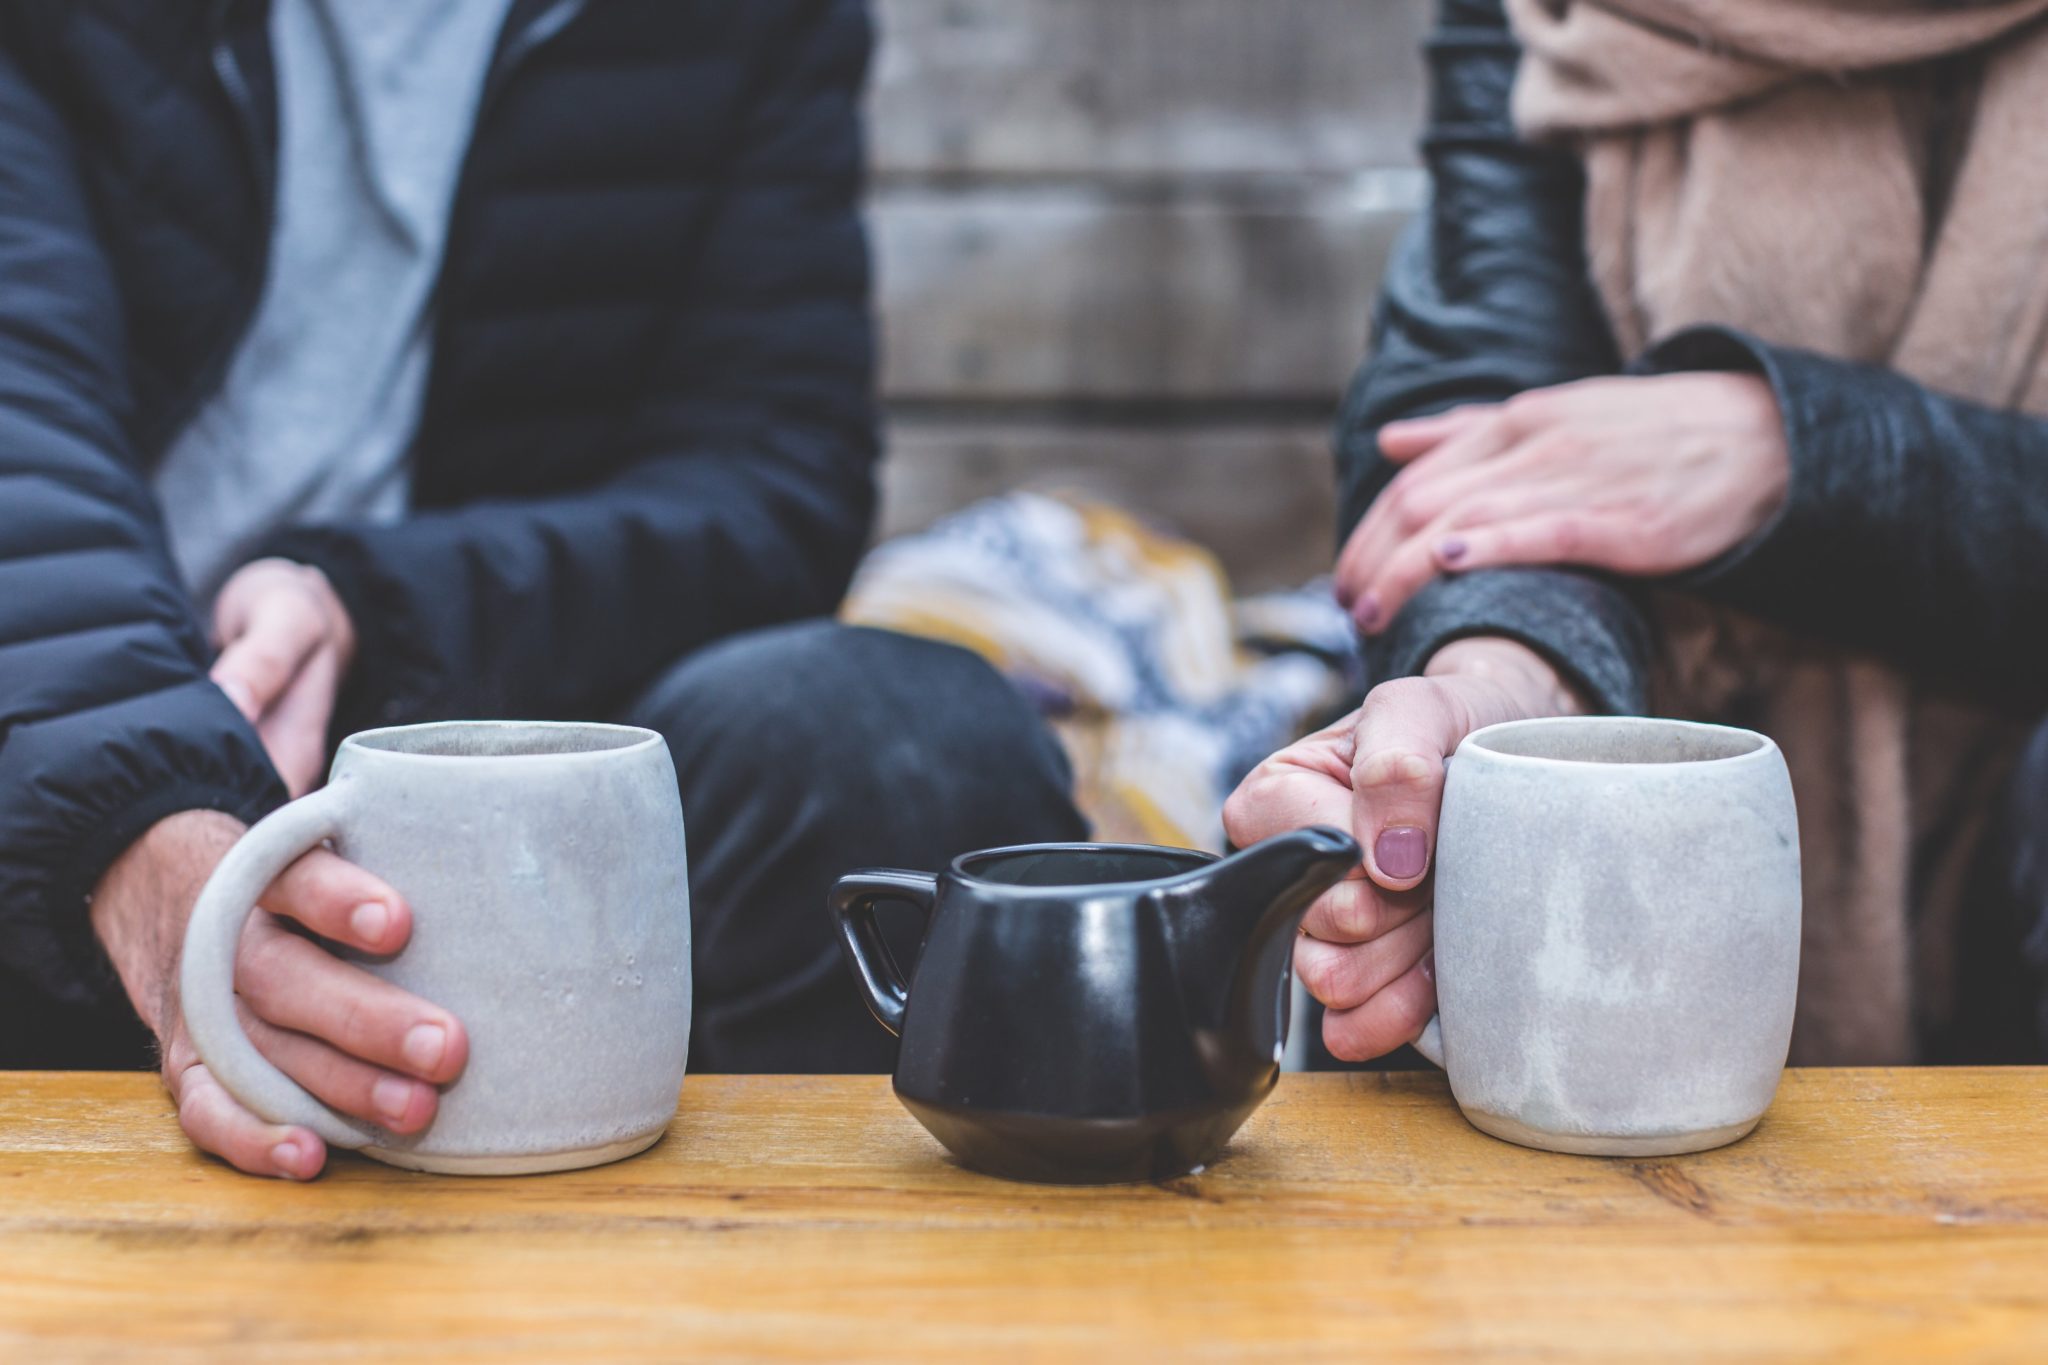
top-left (1504, 0), bottom-right (2048, 1062)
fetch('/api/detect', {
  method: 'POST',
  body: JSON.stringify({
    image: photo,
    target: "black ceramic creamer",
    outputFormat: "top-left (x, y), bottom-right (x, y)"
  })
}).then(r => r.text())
top-left (828, 828), bottom-right (1358, 1183)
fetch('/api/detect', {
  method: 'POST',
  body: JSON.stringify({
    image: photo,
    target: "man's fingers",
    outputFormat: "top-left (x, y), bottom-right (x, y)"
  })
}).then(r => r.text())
top-left (211, 595), bottom-right (325, 721)
top-left (264, 847), bottom-right (411, 955)
top-left (258, 647), bottom-right (343, 797)
top-left (1349, 679), bottom-right (1468, 892)
top-left (237, 921), bottom-right (467, 1084)
top-left (241, 1006), bottom-right (441, 1134)
top-left (1295, 908), bottom-right (1432, 1012)
top-left (1321, 957), bottom-right (1438, 1063)
top-left (173, 1060), bottom-right (326, 1180)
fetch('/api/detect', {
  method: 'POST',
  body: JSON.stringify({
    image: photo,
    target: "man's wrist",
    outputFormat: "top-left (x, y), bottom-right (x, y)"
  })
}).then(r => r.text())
top-left (89, 810), bottom-right (245, 1038)
top-left (1423, 636), bottom-right (1590, 718)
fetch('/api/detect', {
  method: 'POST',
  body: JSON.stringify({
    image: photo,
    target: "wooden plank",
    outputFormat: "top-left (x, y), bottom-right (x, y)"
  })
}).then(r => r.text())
top-left (869, 0), bottom-right (1435, 178)
top-left (878, 418), bottom-right (1340, 590)
top-left (1, 1071), bottom-right (2046, 1361)
top-left (874, 186), bottom-right (1413, 402)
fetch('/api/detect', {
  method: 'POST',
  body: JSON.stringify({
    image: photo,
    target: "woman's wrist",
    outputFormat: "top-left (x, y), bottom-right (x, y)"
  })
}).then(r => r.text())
top-left (1423, 636), bottom-right (1590, 719)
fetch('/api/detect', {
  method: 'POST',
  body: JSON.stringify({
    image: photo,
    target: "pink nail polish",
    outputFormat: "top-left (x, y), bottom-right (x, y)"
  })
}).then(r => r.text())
top-left (1375, 827), bottom-right (1428, 880)
top-left (1439, 536), bottom-right (1468, 564)
top-left (1355, 593), bottom-right (1383, 631)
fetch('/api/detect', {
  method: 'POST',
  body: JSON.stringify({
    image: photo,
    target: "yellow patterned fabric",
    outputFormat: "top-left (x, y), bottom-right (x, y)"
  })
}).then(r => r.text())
top-left (842, 492), bottom-right (1359, 851)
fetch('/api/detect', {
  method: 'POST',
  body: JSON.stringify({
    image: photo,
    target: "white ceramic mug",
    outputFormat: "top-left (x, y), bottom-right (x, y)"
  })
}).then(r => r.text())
top-left (180, 721), bottom-right (692, 1174)
top-left (1413, 716), bottom-right (1801, 1156)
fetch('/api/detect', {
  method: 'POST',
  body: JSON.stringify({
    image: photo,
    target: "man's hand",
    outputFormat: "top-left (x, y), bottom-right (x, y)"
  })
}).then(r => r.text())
top-left (91, 811), bottom-right (468, 1179)
top-left (1222, 638), bottom-right (1584, 1061)
top-left (1336, 373), bottom-right (1791, 632)
top-left (211, 558), bottom-right (357, 796)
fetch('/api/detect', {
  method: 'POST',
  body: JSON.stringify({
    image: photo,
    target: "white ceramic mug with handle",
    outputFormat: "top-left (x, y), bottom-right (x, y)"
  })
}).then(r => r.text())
top-left (180, 720), bottom-right (692, 1174)
top-left (1413, 716), bottom-right (1801, 1156)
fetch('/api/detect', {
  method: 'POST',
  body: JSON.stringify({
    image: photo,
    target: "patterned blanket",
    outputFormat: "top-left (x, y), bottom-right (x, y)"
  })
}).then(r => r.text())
top-left (842, 492), bottom-right (1364, 851)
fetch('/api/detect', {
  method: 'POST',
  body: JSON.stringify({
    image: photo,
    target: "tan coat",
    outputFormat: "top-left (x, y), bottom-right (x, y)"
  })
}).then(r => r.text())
top-left (1504, 0), bottom-right (2048, 1061)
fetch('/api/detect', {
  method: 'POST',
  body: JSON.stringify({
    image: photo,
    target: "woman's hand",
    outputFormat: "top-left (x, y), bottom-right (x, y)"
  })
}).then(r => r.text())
top-left (1222, 637), bottom-right (1584, 1061)
top-left (1336, 373), bottom-right (1791, 632)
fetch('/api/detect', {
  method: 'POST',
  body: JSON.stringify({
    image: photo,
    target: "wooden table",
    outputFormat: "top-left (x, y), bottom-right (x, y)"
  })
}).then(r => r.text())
top-left (2, 1070), bottom-right (2044, 1361)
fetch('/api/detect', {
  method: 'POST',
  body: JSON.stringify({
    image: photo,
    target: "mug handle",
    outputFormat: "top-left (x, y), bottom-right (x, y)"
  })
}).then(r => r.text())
top-left (178, 782), bottom-right (379, 1148)
top-left (828, 869), bottom-right (938, 1037)
top-left (1413, 1014), bottom-right (1444, 1068)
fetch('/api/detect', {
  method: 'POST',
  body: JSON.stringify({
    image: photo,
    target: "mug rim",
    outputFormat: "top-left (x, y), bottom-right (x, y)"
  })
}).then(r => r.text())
top-left (949, 841), bottom-right (1218, 895)
top-left (1458, 715), bottom-right (1778, 770)
top-left (340, 719), bottom-right (664, 762)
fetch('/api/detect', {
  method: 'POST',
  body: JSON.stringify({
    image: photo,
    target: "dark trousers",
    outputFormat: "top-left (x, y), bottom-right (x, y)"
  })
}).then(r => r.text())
top-left (4, 620), bottom-right (1085, 1072)
top-left (1945, 715), bottom-right (2048, 1062)
top-left (623, 621), bottom-right (1088, 1072)
top-left (2016, 722), bottom-right (2048, 1055)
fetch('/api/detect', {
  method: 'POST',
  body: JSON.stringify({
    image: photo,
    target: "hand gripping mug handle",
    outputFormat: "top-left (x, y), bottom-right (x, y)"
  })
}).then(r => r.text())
top-left (178, 783), bottom-right (380, 1148)
top-left (828, 869), bottom-right (938, 1037)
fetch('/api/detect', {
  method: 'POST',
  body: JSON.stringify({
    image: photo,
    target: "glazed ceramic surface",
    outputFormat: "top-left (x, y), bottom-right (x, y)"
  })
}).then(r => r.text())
top-left (830, 829), bottom-right (1357, 1184)
top-left (181, 721), bottom-right (692, 1174)
top-left (1418, 716), bottom-right (1801, 1156)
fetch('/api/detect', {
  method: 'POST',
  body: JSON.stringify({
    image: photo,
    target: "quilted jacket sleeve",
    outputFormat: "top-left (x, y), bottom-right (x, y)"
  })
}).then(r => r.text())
top-left (0, 43), bottom-right (286, 1007)
top-left (261, 0), bottom-right (879, 729)
top-left (1334, 0), bottom-right (1650, 714)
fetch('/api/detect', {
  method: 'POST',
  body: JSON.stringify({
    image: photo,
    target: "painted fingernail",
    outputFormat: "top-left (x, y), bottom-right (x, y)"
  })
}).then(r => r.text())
top-left (271, 1140), bottom-right (307, 1177)
top-left (1420, 953), bottom-right (1436, 985)
top-left (372, 1076), bottom-right (414, 1125)
top-left (1438, 536), bottom-right (1468, 564)
top-left (1375, 826), bottom-right (1428, 880)
top-left (402, 1023), bottom-right (448, 1074)
top-left (348, 901), bottom-right (389, 943)
top-left (1354, 592), bottom-right (1383, 631)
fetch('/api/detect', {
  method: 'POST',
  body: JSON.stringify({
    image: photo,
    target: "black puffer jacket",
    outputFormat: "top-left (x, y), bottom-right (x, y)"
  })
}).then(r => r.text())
top-left (1341, 0), bottom-right (2048, 718)
top-left (0, 0), bottom-right (875, 1064)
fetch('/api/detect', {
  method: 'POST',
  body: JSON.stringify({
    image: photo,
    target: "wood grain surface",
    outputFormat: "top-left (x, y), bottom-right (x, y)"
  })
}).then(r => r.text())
top-left (865, 0), bottom-right (1433, 586)
top-left (874, 187), bottom-right (1409, 403)
top-left (878, 417), bottom-right (1341, 589)
top-left (2, 1070), bottom-right (2045, 1361)
top-left (869, 0), bottom-right (1432, 179)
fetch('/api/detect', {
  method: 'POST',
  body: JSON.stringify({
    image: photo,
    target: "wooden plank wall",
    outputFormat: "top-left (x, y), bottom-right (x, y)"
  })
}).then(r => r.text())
top-left (868, 0), bottom-right (1433, 589)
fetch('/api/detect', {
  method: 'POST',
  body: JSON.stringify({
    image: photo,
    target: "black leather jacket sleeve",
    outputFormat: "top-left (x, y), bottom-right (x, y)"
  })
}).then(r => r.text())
top-left (1335, 0), bottom-right (1650, 714)
top-left (1353, 0), bottom-right (2048, 718)
top-left (1642, 327), bottom-right (2048, 710)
